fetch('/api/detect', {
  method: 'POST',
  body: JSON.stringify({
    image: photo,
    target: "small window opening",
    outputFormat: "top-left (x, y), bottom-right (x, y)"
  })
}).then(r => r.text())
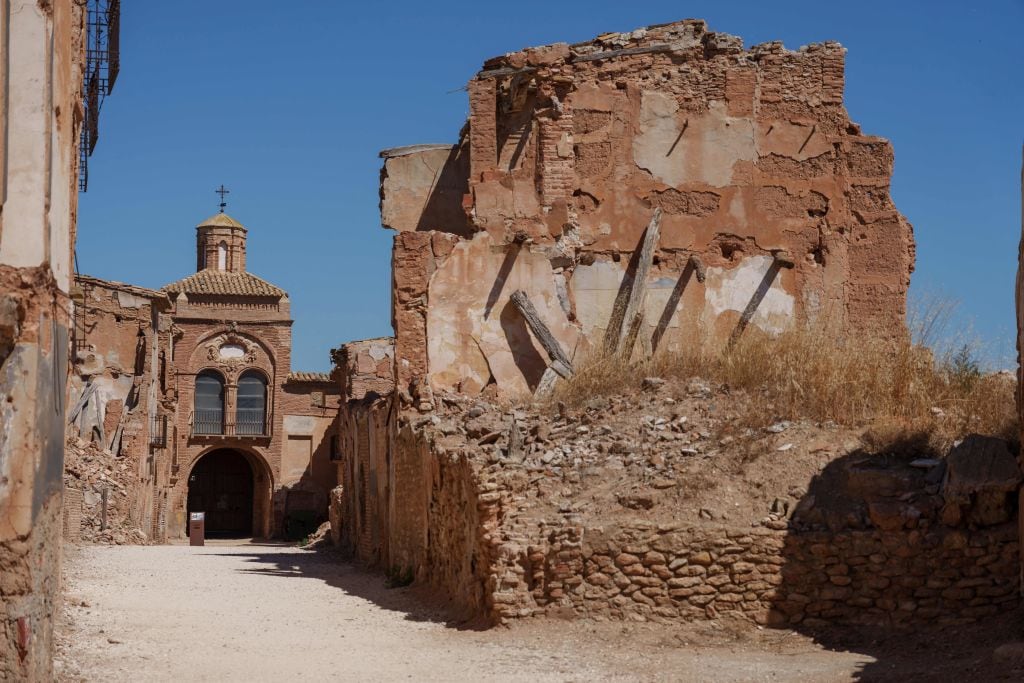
top-left (217, 241), bottom-right (228, 271)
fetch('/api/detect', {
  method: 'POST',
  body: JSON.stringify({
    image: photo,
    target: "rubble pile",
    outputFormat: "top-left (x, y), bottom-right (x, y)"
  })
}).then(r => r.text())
top-left (416, 377), bottom-right (852, 529)
top-left (382, 375), bottom-right (1020, 626)
top-left (63, 437), bottom-right (150, 545)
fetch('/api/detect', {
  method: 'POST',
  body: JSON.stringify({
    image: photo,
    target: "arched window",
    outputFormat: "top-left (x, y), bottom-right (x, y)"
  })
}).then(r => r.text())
top-left (237, 370), bottom-right (267, 436)
top-left (194, 370), bottom-right (225, 435)
top-left (217, 241), bottom-right (228, 270)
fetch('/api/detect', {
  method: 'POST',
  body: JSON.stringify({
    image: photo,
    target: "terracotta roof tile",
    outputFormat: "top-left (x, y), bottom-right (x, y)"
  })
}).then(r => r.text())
top-left (287, 372), bottom-right (333, 383)
top-left (197, 212), bottom-right (246, 230)
top-left (162, 270), bottom-right (285, 297)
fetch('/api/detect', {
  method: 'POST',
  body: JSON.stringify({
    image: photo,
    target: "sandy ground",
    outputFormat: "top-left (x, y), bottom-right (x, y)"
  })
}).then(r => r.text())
top-left (53, 543), bottom-right (1018, 682)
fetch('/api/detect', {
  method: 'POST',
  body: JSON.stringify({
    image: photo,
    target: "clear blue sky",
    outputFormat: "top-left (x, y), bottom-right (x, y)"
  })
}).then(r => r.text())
top-left (77, 0), bottom-right (1024, 372)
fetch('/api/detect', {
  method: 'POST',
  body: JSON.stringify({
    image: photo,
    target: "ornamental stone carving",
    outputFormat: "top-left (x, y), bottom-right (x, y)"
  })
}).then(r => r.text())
top-left (203, 331), bottom-right (260, 369)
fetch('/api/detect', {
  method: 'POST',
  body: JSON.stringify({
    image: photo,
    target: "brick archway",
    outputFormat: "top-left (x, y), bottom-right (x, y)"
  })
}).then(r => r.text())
top-left (187, 449), bottom-right (254, 537)
top-left (179, 446), bottom-right (275, 539)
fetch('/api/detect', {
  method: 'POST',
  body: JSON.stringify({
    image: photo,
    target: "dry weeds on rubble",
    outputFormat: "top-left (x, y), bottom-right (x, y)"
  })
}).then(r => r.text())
top-left (555, 325), bottom-right (1016, 455)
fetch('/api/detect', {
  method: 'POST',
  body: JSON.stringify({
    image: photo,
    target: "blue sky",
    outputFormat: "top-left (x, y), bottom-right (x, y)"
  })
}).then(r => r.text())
top-left (77, 1), bottom-right (1024, 371)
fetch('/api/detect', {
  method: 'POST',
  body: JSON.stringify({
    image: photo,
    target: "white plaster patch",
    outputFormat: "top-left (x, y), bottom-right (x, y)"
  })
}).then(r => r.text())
top-left (219, 344), bottom-right (246, 360)
top-left (426, 232), bottom-right (579, 396)
top-left (368, 344), bottom-right (391, 361)
top-left (633, 94), bottom-right (755, 188)
top-left (116, 291), bottom-right (147, 309)
top-left (283, 415), bottom-right (316, 435)
top-left (703, 255), bottom-right (794, 335)
top-left (571, 263), bottom-right (685, 344)
top-left (571, 260), bottom-right (624, 338)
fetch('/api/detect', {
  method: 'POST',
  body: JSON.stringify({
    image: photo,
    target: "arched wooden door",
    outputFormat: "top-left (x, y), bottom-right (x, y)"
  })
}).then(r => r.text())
top-left (186, 449), bottom-right (254, 537)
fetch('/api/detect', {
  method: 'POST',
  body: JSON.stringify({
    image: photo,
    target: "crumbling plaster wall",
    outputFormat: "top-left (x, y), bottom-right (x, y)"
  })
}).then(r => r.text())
top-left (67, 277), bottom-right (171, 542)
top-left (334, 336), bottom-right (495, 614)
top-left (380, 19), bottom-right (915, 398)
top-left (333, 338), bottom-right (395, 562)
top-left (0, 1), bottom-right (86, 678)
top-left (278, 379), bottom-right (342, 534)
top-left (335, 400), bottom-right (499, 619)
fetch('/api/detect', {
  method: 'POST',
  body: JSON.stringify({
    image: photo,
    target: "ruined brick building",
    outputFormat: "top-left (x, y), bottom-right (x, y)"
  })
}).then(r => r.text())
top-left (68, 210), bottom-right (341, 542)
top-left (380, 19), bottom-right (915, 398)
top-left (320, 20), bottom-right (1021, 630)
top-left (0, 1), bottom-right (103, 678)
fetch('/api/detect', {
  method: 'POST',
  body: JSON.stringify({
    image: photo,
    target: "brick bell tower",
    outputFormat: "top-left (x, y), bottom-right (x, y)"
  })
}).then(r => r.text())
top-left (196, 212), bottom-right (247, 273)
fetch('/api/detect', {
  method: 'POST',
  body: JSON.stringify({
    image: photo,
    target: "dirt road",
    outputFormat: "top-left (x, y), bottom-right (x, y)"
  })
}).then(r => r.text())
top-left (53, 543), bottom-right (916, 682)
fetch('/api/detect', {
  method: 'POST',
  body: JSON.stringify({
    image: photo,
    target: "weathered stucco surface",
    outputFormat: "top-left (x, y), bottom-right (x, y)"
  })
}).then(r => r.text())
top-left (379, 18), bottom-right (915, 398)
top-left (427, 232), bottom-right (580, 395)
top-left (0, 2), bottom-right (86, 678)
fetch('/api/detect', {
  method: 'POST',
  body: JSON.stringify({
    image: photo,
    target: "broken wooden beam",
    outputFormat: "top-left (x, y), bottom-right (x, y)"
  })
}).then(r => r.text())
top-left (570, 43), bottom-right (675, 63)
top-left (534, 366), bottom-right (561, 398)
top-left (604, 208), bottom-right (662, 356)
top-left (687, 254), bottom-right (707, 283)
top-left (770, 249), bottom-right (795, 269)
top-left (509, 289), bottom-right (574, 373)
top-left (476, 65), bottom-right (538, 80)
top-left (67, 381), bottom-right (97, 424)
top-left (507, 418), bottom-right (525, 462)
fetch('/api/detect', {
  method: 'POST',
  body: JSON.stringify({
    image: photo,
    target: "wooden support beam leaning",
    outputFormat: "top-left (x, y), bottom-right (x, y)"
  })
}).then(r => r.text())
top-left (603, 208), bottom-right (662, 356)
top-left (770, 249), bottom-right (795, 270)
top-left (509, 289), bottom-right (575, 374)
top-left (728, 250), bottom-right (794, 347)
top-left (68, 381), bottom-right (97, 424)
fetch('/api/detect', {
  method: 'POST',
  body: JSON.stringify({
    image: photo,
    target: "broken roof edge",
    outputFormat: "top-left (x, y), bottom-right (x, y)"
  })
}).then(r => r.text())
top-left (74, 274), bottom-right (173, 308)
top-left (475, 18), bottom-right (845, 77)
top-left (379, 143), bottom-right (456, 159)
top-left (340, 335), bottom-right (395, 346)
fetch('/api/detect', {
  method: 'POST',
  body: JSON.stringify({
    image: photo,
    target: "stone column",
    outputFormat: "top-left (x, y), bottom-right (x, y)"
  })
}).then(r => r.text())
top-left (224, 382), bottom-right (238, 435)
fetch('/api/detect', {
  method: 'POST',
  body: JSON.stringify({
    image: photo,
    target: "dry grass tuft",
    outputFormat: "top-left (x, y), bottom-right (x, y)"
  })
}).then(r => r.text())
top-left (554, 323), bottom-right (1017, 454)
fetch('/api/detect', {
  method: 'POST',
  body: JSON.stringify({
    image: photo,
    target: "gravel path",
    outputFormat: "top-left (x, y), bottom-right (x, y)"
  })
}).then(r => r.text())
top-left (55, 543), bottom-right (872, 682)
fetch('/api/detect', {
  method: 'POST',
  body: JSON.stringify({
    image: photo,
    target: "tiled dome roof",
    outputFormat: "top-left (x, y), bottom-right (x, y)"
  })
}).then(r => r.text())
top-left (162, 269), bottom-right (285, 297)
top-left (196, 212), bottom-right (246, 230)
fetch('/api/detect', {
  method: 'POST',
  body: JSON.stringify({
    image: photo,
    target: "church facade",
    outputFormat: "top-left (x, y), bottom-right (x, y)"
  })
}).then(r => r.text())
top-left (69, 211), bottom-right (340, 541)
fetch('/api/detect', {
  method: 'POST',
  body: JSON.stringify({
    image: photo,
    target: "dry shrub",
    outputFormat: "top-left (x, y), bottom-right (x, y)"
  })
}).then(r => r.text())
top-left (554, 323), bottom-right (1018, 452)
top-left (550, 349), bottom-right (647, 408)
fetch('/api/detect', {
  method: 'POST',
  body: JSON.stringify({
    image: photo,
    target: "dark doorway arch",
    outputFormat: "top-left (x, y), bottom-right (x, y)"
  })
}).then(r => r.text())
top-left (187, 449), bottom-right (254, 537)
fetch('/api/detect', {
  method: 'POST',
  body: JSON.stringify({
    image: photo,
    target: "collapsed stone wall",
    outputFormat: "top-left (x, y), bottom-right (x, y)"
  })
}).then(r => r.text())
top-left (338, 378), bottom-right (1019, 627)
top-left (337, 396), bottom-right (392, 563)
top-left (380, 19), bottom-right (915, 399)
top-left (68, 275), bottom-right (172, 542)
top-left (333, 338), bottom-right (396, 561)
top-left (62, 437), bottom-right (152, 545)
top-left (494, 433), bottom-right (1015, 627)
top-left (337, 410), bottom-right (501, 619)
top-left (333, 336), bottom-right (505, 617)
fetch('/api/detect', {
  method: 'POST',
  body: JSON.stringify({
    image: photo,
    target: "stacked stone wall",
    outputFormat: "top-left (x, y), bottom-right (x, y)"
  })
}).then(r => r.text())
top-left (343, 413), bottom-right (1020, 628)
top-left (486, 521), bottom-right (1018, 626)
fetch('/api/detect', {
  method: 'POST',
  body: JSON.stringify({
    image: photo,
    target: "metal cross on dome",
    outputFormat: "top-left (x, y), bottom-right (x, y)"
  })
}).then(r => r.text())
top-left (215, 184), bottom-right (230, 213)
